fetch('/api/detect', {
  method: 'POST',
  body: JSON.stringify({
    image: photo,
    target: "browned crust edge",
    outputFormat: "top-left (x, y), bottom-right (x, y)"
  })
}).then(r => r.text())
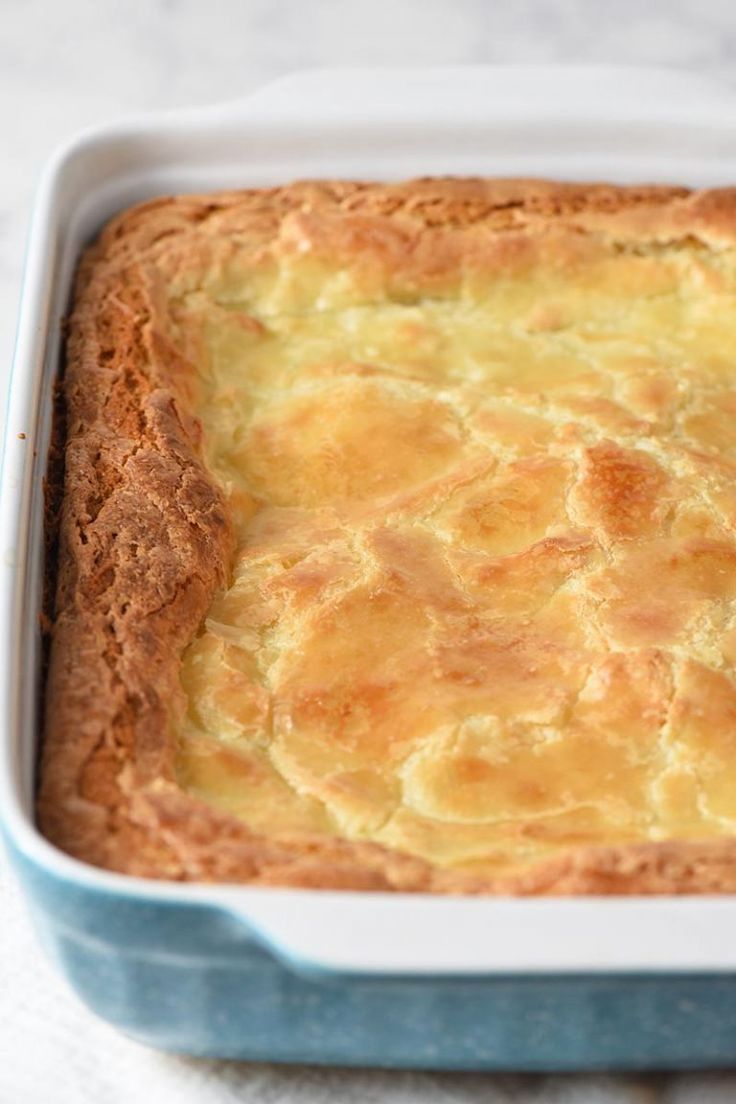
top-left (37, 177), bottom-right (736, 893)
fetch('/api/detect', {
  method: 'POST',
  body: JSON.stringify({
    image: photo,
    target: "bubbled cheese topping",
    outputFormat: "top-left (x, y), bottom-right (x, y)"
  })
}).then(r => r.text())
top-left (168, 201), bottom-right (736, 877)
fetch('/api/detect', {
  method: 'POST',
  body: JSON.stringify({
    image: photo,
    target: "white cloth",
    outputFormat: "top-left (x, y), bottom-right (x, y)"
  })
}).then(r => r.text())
top-left (3, 1), bottom-right (736, 1099)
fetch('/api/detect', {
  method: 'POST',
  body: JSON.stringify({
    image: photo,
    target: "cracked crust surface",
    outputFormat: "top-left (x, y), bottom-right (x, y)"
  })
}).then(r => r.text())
top-left (37, 177), bottom-right (736, 892)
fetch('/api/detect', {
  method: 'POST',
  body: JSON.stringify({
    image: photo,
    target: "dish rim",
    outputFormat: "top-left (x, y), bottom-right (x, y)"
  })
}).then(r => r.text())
top-left (6, 65), bottom-right (736, 978)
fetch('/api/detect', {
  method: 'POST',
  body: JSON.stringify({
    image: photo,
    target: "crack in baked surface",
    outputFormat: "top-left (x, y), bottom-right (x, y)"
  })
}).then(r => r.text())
top-left (38, 179), bottom-right (736, 891)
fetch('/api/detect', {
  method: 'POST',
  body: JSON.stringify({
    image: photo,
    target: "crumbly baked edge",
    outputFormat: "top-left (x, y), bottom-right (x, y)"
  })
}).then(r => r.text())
top-left (37, 177), bottom-right (736, 893)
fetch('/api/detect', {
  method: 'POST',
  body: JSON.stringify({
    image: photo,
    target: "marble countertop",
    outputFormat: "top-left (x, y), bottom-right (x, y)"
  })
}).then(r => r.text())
top-left (4, 1), bottom-right (736, 1100)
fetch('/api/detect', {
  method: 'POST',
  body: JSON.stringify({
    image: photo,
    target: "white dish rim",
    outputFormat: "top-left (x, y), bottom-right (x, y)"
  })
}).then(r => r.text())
top-left (5, 65), bottom-right (736, 977)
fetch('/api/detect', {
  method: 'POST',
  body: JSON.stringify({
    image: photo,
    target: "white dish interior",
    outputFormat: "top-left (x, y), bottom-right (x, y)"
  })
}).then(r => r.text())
top-left (5, 66), bottom-right (736, 976)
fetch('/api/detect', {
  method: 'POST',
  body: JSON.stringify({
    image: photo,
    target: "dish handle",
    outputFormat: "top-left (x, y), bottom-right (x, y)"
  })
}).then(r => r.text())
top-left (212, 888), bottom-right (736, 978)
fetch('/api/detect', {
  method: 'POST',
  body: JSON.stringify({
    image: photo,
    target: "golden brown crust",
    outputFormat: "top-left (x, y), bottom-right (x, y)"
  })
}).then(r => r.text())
top-left (38, 177), bottom-right (736, 892)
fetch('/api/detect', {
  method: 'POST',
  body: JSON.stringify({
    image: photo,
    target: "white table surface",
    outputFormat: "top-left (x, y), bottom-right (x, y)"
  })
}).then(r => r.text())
top-left (4, 1), bottom-right (736, 1099)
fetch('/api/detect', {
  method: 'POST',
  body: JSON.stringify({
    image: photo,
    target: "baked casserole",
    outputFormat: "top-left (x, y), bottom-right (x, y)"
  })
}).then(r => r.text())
top-left (39, 177), bottom-right (736, 892)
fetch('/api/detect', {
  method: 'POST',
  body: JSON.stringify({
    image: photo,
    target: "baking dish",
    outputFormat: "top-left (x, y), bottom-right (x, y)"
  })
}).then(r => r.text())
top-left (6, 65), bottom-right (736, 1069)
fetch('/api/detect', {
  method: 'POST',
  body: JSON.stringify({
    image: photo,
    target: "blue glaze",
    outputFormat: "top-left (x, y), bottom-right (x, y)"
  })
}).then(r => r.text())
top-left (7, 839), bottom-right (736, 1069)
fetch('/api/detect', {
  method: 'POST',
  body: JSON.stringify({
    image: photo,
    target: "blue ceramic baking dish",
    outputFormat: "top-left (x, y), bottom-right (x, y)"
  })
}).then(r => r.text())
top-left (6, 67), bottom-right (736, 1070)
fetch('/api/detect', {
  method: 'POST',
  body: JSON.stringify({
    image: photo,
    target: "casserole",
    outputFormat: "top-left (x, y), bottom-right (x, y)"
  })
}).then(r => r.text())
top-left (6, 66), bottom-right (736, 1068)
top-left (40, 174), bottom-right (736, 892)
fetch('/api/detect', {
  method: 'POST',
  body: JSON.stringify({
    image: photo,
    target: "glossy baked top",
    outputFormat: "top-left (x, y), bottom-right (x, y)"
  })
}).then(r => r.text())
top-left (39, 179), bottom-right (736, 891)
